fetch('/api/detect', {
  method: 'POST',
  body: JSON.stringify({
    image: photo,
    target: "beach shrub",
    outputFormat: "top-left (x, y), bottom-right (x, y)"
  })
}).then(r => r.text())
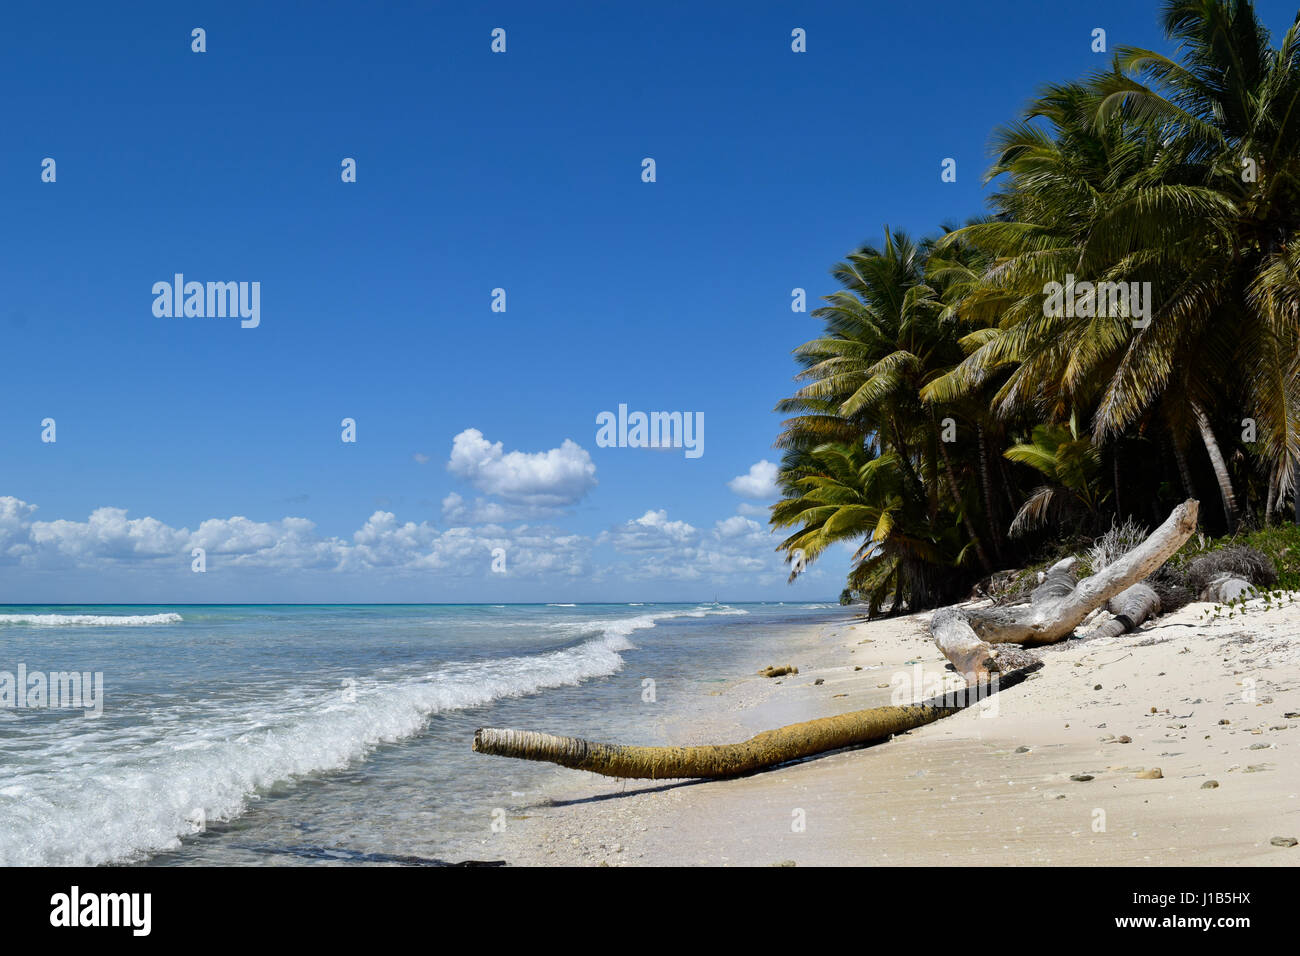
top-left (1147, 565), bottom-right (1195, 614)
top-left (1237, 525), bottom-right (1300, 591)
top-left (1082, 518), bottom-right (1150, 575)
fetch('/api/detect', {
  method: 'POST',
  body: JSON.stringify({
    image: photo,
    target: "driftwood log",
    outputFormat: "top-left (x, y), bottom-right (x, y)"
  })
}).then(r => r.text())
top-left (1199, 573), bottom-right (1256, 603)
top-left (931, 608), bottom-right (1042, 679)
top-left (932, 500), bottom-right (1197, 673)
top-left (1031, 556), bottom-right (1079, 604)
top-left (473, 663), bottom-right (1041, 780)
top-left (949, 500), bottom-right (1198, 650)
top-left (1084, 582), bottom-right (1162, 639)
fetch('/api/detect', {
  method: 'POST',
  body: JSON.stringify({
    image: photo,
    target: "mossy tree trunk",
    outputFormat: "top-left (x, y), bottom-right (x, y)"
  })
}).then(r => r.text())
top-left (473, 664), bottom-right (1040, 780)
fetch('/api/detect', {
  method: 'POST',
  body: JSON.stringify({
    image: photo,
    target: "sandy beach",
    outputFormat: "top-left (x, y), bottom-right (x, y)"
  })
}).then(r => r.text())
top-left (459, 598), bottom-right (1300, 866)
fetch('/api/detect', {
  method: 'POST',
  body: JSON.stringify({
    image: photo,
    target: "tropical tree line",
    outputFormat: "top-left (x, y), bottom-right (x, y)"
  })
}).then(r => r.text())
top-left (772, 0), bottom-right (1300, 614)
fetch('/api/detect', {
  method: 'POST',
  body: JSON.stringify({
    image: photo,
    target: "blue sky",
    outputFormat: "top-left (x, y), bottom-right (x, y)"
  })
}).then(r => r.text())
top-left (3, 0), bottom-right (1296, 603)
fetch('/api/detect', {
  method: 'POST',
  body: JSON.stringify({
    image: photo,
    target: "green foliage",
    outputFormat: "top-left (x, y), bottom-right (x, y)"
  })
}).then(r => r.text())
top-left (1170, 524), bottom-right (1300, 592)
top-left (773, 230), bottom-right (1009, 614)
top-left (773, 1), bottom-right (1300, 610)
top-left (1004, 423), bottom-right (1110, 534)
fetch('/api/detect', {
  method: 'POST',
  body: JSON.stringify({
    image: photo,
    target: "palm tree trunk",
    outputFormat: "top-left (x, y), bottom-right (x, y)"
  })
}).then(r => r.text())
top-left (473, 663), bottom-right (1041, 779)
top-left (998, 454), bottom-right (1019, 511)
top-left (1083, 583), bottom-right (1161, 638)
top-left (977, 424), bottom-right (1004, 562)
top-left (1171, 436), bottom-right (1195, 499)
top-left (1294, 453), bottom-right (1300, 526)
top-left (1191, 401), bottom-right (1239, 530)
top-left (1266, 469), bottom-right (1278, 526)
top-left (933, 417), bottom-right (993, 573)
top-left (890, 419), bottom-right (928, 504)
top-left (1112, 446), bottom-right (1122, 520)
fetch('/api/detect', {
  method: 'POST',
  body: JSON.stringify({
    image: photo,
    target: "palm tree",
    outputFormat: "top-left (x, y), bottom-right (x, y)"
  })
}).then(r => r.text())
top-left (775, 1), bottom-right (1300, 606)
top-left (773, 230), bottom-right (1003, 610)
top-left (771, 441), bottom-right (973, 614)
top-left (1003, 422), bottom-right (1111, 535)
top-left (925, 0), bottom-right (1300, 531)
top-left (1076, 0), bottom-right (1299, 524)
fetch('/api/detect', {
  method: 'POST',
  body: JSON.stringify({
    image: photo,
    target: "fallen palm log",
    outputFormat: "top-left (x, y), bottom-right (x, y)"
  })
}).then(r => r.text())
top-left (1186, 547), bottom-right (1275, 601)
top-left (954, 500), bottom-right (1198, 647)
top-left (1198, 573), bottom-right (1256, 603)
top-left (1084, 582), bottom-right (1161, 639)
top-left (472, 662), bottom-right (1041, 780)
top-left (1030, 557), bottom-right (1078, 604)
top-left (931, 608), bottom-right (1040, 678)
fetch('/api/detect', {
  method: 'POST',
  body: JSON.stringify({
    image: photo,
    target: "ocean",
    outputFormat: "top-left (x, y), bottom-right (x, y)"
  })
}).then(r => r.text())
top-left (0, 602), bottom-right (853, 866)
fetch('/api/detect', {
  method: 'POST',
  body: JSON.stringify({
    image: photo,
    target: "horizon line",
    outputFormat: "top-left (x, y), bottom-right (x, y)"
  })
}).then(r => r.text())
top-left (0, 600), bottom-right (842, 607)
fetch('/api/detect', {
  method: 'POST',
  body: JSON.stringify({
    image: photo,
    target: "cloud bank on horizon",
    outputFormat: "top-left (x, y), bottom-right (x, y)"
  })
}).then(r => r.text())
top-left (0, 429), bottom-right (833, 602)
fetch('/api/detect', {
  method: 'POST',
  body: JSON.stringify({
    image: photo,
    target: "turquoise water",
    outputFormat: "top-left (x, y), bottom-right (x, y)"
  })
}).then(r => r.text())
top-left (0, 602), bottom-right (850, 865)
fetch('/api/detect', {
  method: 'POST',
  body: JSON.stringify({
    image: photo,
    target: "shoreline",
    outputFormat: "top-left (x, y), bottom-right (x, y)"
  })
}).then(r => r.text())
top-left (454, 599), bottom-right (1300, 866)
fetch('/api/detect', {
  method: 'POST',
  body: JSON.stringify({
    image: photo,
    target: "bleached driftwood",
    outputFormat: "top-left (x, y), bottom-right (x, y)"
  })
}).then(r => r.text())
top-left (1199, 573), bottom-right (1256, 603)
top-left (931, 607), bottom-right (1040, 679)
top-left (1031, 556), bottom-right (1078, 604)
top-left (1084, 582), bottom-right (1161, 639)
top-left (930, 502), bottom-right (1201, 671)
top-left (950, 500), bottom-right (1198, 648)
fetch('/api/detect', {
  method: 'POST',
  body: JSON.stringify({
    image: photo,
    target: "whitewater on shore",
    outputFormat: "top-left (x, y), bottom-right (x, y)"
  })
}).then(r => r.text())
top-left (0, 602), bottom-right (852, 866)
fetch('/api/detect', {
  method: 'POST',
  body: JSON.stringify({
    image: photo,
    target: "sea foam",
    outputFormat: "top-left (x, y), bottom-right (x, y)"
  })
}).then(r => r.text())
top-left (0, 606), bottom-right (739, 866)
top-left (0, 613), bottom-right (183, 626)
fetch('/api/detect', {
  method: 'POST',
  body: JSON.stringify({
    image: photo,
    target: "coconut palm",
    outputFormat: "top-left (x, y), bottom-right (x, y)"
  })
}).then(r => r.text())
top-left (1004, 422), bottom-right (1111, 535)
top-left (924, 0), bottom-right (1300, 532)
top-left (1090, 0), bottom-right (1300, 523)
top-left (773, 230), bottom-right (1006, 608)
top-left (775, 0), bottom-right (1300, 609)
top-left (771, 441), bottom-right (973, 614)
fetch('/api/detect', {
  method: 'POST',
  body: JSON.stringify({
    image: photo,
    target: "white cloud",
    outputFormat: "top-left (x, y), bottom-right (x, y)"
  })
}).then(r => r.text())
top-left (599, 508), bottom-right (791, 583)
top-left (0, 495), bottom-right (592, 580)
top-left (601, 509), bottom-right (698, 551)
top-left (440, 492), bottom-right (513, 526)
top-left (31, 507), bottom-right (189, 560)
top-left (0, 492), bottom-right (822, 596)
top-left (350, 511), bottom-right (443, 568)
top-left (714, 515), bottom-right (763, 539)
top-left (447, 428), bottom-right (596, 508)
top-left (190, 516), bottom-right (285, 554)
top-left (727, 460), bottom-right (780, 499)
top-left (0, 497), bottom-right (38, 560)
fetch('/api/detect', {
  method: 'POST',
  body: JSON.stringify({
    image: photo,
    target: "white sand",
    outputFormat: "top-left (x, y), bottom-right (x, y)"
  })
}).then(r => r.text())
top-left (456, 597), bottom-right (1300, 866)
